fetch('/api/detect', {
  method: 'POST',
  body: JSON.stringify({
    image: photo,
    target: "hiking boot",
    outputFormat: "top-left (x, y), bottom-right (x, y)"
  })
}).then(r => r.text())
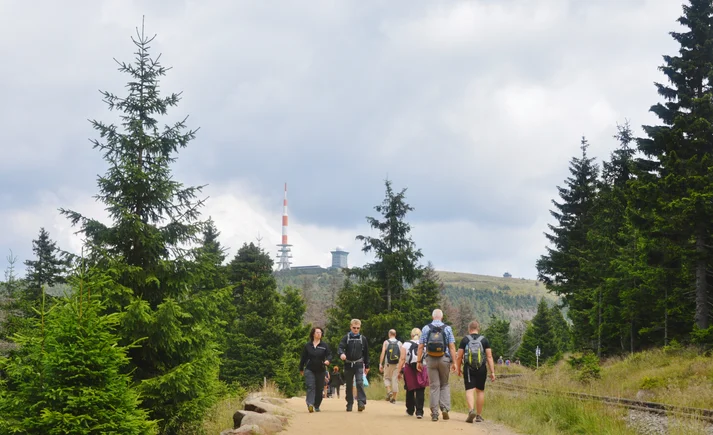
top-left (441, 410), bottom-right (449, 420)
top-left (308, 405), bottom-right (314, 413)
top-left (431, 415), bottom-right (438, 421)
top-left (314, 408), bottom-right (320, 412)
top-left (475, 414), bottom-right (484, 423)
top-left (466, 409), bottom-right (476, 423)
top-left (358, 403), bottom-right (365, 412)
top-left (389, 397), bottom-right (396, 404)
top-left (416, 414), bottom-right (423, 419)
top-left (385, 393), bottom-right (391, 401)
top-left (346, 405), bottom-right (353, 412)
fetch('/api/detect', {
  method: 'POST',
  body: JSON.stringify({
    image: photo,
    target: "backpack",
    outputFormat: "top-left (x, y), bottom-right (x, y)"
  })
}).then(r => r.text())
top-left (426, 324), bottom-right (447, 357)
top-left (386, 340), bottom-right (401, 364)
top-left (406, 340), bottom-right (418, 365)
top-left (346, 334), bottom-right (364, 360)
top-left (464, 335), bottom-right (485, 369)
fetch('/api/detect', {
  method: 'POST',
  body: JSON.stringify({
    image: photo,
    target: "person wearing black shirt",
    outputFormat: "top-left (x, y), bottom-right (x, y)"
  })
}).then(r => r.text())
top-left (337, 319), bottom-right (370, 412)
top-left (455, 320), bottom-right (496, 423)
top-left (299, 327), bottom-right (332, 413)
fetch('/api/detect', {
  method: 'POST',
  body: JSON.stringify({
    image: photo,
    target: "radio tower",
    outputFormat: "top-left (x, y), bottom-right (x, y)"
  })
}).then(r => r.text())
top-left (276, 183), bottom-right (292, 271)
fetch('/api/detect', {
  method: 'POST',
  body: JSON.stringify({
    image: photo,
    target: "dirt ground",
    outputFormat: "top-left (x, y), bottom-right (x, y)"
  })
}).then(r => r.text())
top-left (281, 395), bottom-right (521, 435)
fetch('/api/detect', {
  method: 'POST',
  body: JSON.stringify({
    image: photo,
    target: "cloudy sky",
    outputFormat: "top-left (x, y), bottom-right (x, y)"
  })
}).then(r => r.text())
top-left (0, 0), bottom-right (684, 279)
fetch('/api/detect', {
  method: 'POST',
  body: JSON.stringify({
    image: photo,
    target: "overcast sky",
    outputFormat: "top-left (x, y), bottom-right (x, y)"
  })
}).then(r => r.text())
top-left (0, 0), bottom-right (684, 279)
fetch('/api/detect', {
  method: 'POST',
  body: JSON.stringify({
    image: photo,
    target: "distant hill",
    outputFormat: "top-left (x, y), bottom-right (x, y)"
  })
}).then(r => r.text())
top-left (274, 268), bottom-right (558, 334)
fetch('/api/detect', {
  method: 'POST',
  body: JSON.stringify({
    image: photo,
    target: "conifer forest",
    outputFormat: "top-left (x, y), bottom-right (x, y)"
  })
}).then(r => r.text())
top-left (2, 2), bottom-right (713, 434)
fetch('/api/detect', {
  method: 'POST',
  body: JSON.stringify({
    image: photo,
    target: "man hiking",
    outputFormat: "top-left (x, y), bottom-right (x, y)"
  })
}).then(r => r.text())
top-left (456, 319), bottom-right (496, 423)
top-left (379, 329), bottom-right (402, 403)
top-left (338, 319), bottom-right (370, 412)
top-left (416, 309), bottom-right (457, 422)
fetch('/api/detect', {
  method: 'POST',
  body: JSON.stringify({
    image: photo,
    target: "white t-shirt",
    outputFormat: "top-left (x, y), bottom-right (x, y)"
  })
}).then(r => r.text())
top-left (402, 340), bottom-right (418, 365)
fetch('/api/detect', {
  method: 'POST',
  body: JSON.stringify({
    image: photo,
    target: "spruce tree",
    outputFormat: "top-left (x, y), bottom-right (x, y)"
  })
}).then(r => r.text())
top-left (514, 299), bottom-right (557, 367)
top-left (403, 263), bottom-right (443, 329)
top-left (0, 279), bottom-right (156, 434)
top-left (59, 22), bottom-right (220, 434)
top-left (537, 138), bottom-right (599, 349)
top-left (273, 287), bottom-right (310, 397)
top-left (351, 179), bottom-right (424, 311)
top-left (222, 242), bottom-right (282, 386)
top-left (483, 316), bottom-right (513, 359)
top-left (636, 0), bottom-right (713, 333)
top-left (24, 227), bottom-right (67, 302)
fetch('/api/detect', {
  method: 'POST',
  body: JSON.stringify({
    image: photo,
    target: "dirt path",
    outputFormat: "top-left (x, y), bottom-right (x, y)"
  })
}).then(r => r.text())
top-left (281, 396), bottom-right (520, 435)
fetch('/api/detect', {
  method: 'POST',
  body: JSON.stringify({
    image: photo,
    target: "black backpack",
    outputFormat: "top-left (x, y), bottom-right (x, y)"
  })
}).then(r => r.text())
top-left (346, 334), bottom-right (364, 360)
top-left (406, 340), bottom-right (418, 365)
top-left (426, 324), bottom-right (447, 357)
top-left (386, 340), bottom-right (401, 364)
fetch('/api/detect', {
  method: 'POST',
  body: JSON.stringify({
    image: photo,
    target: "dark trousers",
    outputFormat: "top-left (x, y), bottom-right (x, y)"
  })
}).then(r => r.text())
top-left (305, 369), bottom-right (325, 409)
top-left (329, 385), bottom-right (341, 397)
top-left (405, 387), bottom-right (425, 416)
top-left (344, 362), bottom-right (366, 407)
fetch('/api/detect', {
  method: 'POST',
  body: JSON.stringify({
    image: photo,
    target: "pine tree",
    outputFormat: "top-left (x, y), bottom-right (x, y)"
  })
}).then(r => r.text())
top-left (351, 179), bottom-right (424, 311)
top-left (402, 263), bottom-right (443, 329)
top-left (24, 227), bottom-right (67, 302)
top-left (515, 298), bottom-right (557, 367)
top-left (0, 278), bottom-right (156, 434)
top-left (222, 242), bottom-right (283, 386)
top-left (483, 316), bottom-right (513, 359)
top-left (273, 287), bottom-right (310, 397)
top-left (59, 22), bottom-right (221, 434)
top-left (635, 0), bottom-right (713, 333)
top-left (537, 138), bottom-right (599, 349)
top-left (1, 251), bottom-right (27, 340)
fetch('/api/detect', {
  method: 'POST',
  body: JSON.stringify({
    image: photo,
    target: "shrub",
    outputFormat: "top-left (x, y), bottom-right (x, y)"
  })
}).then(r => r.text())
top-left (567, 351), bottom-right (601, 384)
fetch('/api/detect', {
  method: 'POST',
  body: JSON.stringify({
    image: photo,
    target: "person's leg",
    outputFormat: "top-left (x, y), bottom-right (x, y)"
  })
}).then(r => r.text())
top-left (389, 365), bottom-right (399, 398)
top-left (438, 357), bottom-right (451, 415)
top-left (405, 388), bottom-right (415, 415)
top-left (426, 356), bottom-right (441, 419)
top-left (304, 370), bottom-right (316, 410)
top-left (344, 367), bottom-right (355, 409)
top-left (476, 388), bottom-right (485, 415)
top-left (354, 364), bottom-right (367, 408)
top-left (384, 364), bottom-right (393, 397)
top-left (314, 371), bottom-right (325, 410)
top-left (466, 387), bottom-right (475, 410)
top-left (336, 385), bottom-right (341, 398)
top-left (415, 387), bottom-right (425, 417)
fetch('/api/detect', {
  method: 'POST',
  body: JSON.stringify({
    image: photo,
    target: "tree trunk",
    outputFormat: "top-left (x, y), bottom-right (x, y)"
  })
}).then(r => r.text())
top-left (695, 227), bottom-right (710, 329)
top-left (597, 287), bottom-right (602, 357)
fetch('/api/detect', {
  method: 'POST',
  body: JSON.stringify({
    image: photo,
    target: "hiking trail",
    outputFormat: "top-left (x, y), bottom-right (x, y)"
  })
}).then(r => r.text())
top-left (281, 396), bottom-right (520, 435)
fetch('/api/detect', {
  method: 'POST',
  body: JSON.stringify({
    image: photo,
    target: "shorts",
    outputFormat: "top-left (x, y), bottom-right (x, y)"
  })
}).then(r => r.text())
top-left (463, 366), bottom-right (487, 391)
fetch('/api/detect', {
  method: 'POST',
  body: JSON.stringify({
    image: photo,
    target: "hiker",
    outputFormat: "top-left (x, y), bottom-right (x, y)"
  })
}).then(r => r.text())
top-left (456, 320), bottom-right (496, 423)
top-left (328, 366), bottom-right (344, 398)
top-left (379, 329), bottom-right (403, 403)
top-left (299, 326), bottom-right (332, 413)
top-left (497, 356), bottom-right (504, 365)
top-left (323, 371), bottom-right (330, 398)
top-left (397, 327), bottom-right (428, 418)
top-left (416, 308), bottom-right (457, 422)
top-left (337, 319), bottom-right (370, 412)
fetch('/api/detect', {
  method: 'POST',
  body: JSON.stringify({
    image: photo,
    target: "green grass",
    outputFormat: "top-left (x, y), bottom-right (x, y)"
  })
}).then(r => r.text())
top-left (437, 270), bottom-right (555, 300)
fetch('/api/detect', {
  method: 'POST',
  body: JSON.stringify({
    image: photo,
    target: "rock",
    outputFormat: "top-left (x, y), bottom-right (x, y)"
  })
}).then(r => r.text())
top-left (233, 410), bottom-right (286, 434)
top-left (244, 398), bottom-right (295, 416)
top-left (221, 425), bottom-right (265, 435)
top-left (260, 396), bottom-right (287, 406)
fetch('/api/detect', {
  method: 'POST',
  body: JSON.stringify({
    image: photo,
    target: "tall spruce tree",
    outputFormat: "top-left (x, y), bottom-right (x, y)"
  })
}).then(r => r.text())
top-left (483, 316), bottom-right (513, 359)
top-left (636, 0), bottom-right (713, 333)
top-left (351, 179), bottom-right (424, 311)
top-left (222, 242), bottom-right (282, 386)
top-left (537, 137), bottom-right (599, 349)
top-left (514, 298), bottom-right (558, 367)
top-left (59, 22), bottom-right (221, 434)
top-left (24, 227), bottom-right (66, 302)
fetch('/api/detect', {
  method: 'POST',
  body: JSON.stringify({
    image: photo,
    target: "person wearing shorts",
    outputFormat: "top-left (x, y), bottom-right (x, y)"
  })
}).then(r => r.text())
top-left (455, 320), bottom-right (495, 423)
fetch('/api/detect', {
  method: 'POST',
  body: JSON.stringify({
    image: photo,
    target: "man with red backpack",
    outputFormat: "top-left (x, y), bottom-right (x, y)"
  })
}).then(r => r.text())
top-left (416, 309), bottom-right (457, 422)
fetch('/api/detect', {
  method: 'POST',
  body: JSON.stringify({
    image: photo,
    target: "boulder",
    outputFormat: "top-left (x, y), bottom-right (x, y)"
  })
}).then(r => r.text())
top-left (244, 398), bottom-right (295, 416)
top-left (221, 425), bottom-right (265, 435)
top-left (233, 410), bottom-right (286, 434)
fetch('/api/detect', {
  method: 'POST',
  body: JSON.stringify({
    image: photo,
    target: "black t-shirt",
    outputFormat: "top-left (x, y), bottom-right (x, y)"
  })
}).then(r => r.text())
top-left (458, 334), bottom-right (491, 370)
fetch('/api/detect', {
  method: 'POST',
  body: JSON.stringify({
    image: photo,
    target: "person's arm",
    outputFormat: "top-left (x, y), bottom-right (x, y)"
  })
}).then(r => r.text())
top-left (455, 348), bottom-right (465, 376)
top-left (379, 340), bottom-right (387, 372)
top-left (338, 335), bottom-right (348, 360)
top-left (299, 343), bottom-right (308, 375)
top-left (447, 326), bottom-right (457, 372)
top-left (396, 343), bottom-right (407, 373)
top-left (486, 348), bottom-right (496, 381)
top-left (416, 343), bottom-right (424, 372)
top-left (324, 343), bottom-right (332, 366)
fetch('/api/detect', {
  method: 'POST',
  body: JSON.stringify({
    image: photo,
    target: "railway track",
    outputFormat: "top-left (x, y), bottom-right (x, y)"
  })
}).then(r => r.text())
top-left (490, 374), bottom-right (713, 423)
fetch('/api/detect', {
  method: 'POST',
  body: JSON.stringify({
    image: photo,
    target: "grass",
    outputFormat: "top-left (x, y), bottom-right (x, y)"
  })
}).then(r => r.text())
top-left (364, 353), bottom-right (713, 435)
top-left (436, 270), bottom-right (556, 300)
top-left (201, 381), bottom-right (284, 435)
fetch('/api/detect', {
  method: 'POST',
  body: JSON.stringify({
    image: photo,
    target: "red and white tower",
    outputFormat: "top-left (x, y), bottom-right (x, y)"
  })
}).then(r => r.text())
top-left (276, 183), bottom-right (292, 271)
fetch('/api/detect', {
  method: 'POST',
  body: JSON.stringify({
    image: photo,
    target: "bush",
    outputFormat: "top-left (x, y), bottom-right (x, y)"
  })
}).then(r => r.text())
top-left (567, 351), bottom-right (601, 384)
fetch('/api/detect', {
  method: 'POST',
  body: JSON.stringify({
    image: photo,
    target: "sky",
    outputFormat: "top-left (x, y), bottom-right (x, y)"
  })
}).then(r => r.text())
top-left (0, 0), bottom-right (685, 279)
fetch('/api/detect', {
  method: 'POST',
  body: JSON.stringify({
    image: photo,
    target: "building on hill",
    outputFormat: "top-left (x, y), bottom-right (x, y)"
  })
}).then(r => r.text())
top-left (330, 246), bottom-right (348, 269)
top-left (503, 272), bottom-right (512, 278)
top-left (289, 265), bottom-right (327, 274)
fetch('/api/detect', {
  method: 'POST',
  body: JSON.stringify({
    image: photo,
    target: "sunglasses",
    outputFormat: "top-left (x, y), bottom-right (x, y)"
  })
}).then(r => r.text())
top-left (351, 326), bottom-right (360, 330)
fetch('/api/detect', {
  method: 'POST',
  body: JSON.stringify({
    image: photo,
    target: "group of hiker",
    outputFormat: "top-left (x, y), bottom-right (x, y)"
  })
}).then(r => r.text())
top-left (298, 309), bottom-right (496, 423)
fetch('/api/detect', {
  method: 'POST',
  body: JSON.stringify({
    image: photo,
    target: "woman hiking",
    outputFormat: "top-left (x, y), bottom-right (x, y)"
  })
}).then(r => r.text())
top-left (299, 327), bottom-right (332, 412)
top-left (397, 328), bottom-right (429, 419)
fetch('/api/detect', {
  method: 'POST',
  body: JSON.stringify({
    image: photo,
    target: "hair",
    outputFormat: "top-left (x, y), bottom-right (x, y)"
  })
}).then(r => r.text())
top-left (468, 320), bottom-right (480, 332)
top-left (350, 319), bottom-right (361, 326)
top-left (333, 366), bottom-right (339, 372)
top-left (309, 327), bottom-right (324, 341)
top-left (388, 329), bottom-right (396, 337)
top-left (432, 309), bottom-right (443, 320)
top-left (410, 328), bottom-right (422, 340)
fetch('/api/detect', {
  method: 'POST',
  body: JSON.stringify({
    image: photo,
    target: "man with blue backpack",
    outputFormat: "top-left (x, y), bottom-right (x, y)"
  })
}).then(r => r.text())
top-left (455, 319), bottom-right (496, 423)
top-left (416, 309), bottom-right (457, 422)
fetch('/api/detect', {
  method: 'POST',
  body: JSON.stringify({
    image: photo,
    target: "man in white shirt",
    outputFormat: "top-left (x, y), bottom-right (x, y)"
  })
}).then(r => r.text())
top-left (379, 329), bottom-right (402, 403)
